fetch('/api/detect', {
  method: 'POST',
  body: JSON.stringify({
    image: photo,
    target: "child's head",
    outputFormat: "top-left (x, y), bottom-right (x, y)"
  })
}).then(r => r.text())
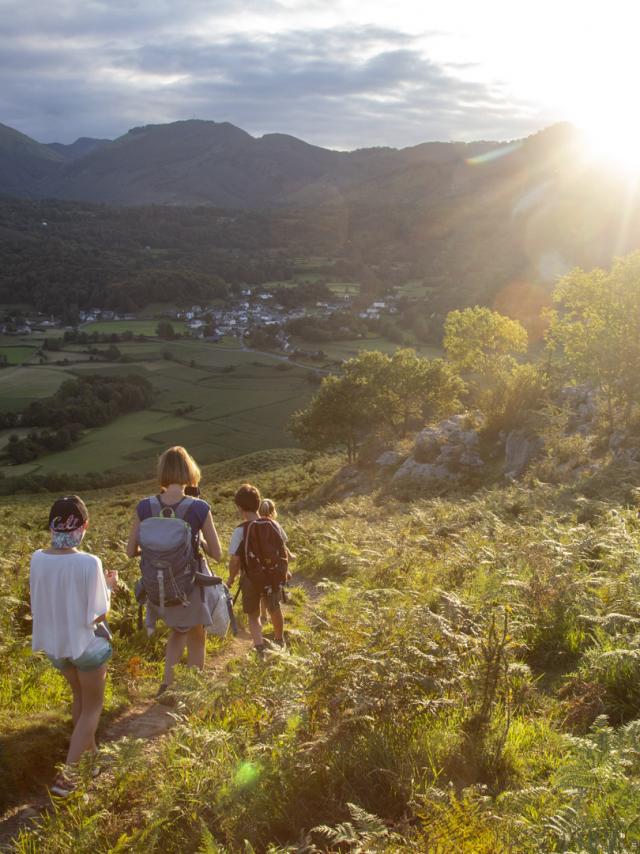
top-left (158, 446), bottom-right (201, 489)
top-left (235, 483), bottom-right (261, 515)
top-left (259, 498), bottom-right (277, 519)
top-left (48, 495), bottom-right (89, 549)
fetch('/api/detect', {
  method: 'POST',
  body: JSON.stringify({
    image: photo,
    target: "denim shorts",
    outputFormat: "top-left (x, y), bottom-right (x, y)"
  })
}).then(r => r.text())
top-left (48, 636), bottom-right (112, 672)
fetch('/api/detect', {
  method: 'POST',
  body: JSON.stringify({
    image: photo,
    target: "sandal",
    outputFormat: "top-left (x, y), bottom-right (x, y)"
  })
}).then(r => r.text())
top-left (50, 772), bottom-right (76, 798)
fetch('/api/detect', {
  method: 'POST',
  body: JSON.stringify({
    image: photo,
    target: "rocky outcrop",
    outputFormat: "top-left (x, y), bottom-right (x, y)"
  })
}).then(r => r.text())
top-left (375, 450), bottom-right (406, 469)
top-left (503, 429), bottom-right (544, 479)
top-left (391, 415), bottom-right (485, 490)
top-left (561, 386), bottom-right (597, 435)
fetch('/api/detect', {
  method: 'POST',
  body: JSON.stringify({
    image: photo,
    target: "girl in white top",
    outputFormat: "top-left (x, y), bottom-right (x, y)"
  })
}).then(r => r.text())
top-left (30, 495), bottom-right (117, 796)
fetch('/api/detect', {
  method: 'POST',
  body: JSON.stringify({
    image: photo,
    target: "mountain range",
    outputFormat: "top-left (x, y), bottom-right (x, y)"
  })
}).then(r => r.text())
top-left (0, 118), bottom-right (567, 209)
top-left (3, 118), bottom-right (640, 326)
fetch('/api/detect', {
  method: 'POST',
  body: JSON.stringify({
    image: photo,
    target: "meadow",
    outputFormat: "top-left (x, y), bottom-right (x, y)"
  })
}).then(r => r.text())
top-left (79, 320), bottom-right (188, 336)
top-left (2, 449), bottom-right (640, 852)
top-left (0, 339), bottom-right (317, 483)
top-left (0, 323), bottom-right (431, 486)
top-left (0, 347), bottom-right (38, 366)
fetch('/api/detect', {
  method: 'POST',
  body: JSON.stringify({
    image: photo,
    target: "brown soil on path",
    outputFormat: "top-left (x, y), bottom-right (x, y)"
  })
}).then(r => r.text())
top-left (0, 629), bottom-right (255, 852)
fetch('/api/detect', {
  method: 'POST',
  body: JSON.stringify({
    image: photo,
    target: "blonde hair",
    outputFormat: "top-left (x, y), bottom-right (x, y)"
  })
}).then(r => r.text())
top-left (157, 446), bottom-right (201, 489)
top-left (259, 498), bottom-right (277, 519)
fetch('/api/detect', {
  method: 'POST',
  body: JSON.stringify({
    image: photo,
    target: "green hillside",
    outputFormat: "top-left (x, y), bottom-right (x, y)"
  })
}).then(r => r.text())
top-left (3, 447), bottom-right (640, 852)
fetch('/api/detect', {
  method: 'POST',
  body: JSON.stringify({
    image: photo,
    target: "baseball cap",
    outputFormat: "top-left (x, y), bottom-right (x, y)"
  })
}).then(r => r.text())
top-left (48, 495), bottom-right (89, 532)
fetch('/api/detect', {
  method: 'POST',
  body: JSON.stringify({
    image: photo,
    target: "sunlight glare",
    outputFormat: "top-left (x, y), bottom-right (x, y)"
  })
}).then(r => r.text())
top-left (582, 112), bottom-right (640, 174)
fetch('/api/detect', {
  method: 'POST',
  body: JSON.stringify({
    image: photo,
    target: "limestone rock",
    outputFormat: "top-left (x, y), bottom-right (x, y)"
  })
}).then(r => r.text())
top-left (504, 429), bottom-right (544, 479)
top-left (376, 451), bottom-right (405, 469)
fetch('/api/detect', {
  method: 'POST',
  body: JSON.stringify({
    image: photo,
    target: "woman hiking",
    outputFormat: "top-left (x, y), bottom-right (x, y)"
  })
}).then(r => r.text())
top-left (30, 495), bottom-right (117, 797)
top-left (126, 446), bottom-right (222, 694)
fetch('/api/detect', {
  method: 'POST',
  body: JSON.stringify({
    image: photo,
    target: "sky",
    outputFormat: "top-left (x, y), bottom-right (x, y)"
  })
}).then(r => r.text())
top-left (0, 0), bottom-right (636, 150)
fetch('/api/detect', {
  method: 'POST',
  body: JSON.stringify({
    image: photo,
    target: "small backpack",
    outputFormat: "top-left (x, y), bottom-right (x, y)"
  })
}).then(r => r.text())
top-left (138, 496), bottom-right (198, 611)
top-left (238, 519), bottom-right (288, 594)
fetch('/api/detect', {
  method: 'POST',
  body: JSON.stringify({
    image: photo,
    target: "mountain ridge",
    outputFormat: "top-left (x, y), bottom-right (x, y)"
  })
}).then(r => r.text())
top-left (0, 117), bottom-right (539, 208)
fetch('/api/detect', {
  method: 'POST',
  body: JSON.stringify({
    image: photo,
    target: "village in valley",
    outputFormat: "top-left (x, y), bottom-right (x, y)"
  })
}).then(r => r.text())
top-left (0, 281), bottom-right (402, 364)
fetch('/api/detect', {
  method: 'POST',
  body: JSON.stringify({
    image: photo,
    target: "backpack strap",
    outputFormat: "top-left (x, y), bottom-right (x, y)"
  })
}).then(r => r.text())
top-left (148, 496), bottom-right (163, 518)
top-left (173, 496), bottom-right (195, 521)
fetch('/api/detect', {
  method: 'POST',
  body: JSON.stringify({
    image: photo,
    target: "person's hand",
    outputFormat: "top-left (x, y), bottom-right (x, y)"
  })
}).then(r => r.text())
top-left (226, 576), bottom-right (235, 588)
top-left (105, 570), bottom-right (119, 590)
top-left (286, 570), bottom-right (293, 581)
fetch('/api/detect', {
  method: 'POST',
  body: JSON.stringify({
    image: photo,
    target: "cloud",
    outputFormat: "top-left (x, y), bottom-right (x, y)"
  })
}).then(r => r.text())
top-left (0, 2), bottom-right (551, 148)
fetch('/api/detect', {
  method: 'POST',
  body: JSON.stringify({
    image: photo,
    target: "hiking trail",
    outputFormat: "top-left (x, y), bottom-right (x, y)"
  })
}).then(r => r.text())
top-left (0, 629), bottom-right (255, 851)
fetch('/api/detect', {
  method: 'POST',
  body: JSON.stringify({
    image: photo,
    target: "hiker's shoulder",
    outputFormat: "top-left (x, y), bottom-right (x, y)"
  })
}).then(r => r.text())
top-left (135, 496), bottom-right (154, 519)
top-left (190, 497), bottom-right (210, 513)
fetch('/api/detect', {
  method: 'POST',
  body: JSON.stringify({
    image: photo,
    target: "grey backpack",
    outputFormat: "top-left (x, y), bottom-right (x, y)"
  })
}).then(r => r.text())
top-left (138, 496), bottom-right (198, 611)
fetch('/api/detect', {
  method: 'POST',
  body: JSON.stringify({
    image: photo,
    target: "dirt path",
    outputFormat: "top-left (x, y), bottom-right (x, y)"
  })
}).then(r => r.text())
top-left (0, 629), bottom-right (255, 851)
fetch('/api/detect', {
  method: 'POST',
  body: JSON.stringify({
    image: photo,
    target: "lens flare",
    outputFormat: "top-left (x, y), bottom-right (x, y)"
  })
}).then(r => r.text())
top-left (466, 142), bottom-right (522, 166)
top-left (234, 761), bottom-right (261, 788)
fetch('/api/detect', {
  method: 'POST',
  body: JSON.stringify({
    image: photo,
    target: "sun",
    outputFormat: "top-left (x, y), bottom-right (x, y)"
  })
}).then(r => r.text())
top-left (577, 102), bottom-right (640, 174)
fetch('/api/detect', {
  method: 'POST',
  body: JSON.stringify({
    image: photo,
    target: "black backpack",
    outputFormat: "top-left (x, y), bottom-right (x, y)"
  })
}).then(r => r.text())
top-left (237, 519), bottom-right (288, 593)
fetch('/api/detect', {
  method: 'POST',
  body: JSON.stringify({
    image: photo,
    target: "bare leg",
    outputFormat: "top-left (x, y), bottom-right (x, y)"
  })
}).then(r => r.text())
top-left (163, 630), bottom-right (188, 685)
top-left (248, 613), bottom-right (264, 647)
top-left (269, 605), bottom-right (284, 642)
top-left (65, 664), bottom-right (107, 765)
top-left (61, 665), bottom-right (82, 726)
top-left (185, 625), bottom-right (206, 669)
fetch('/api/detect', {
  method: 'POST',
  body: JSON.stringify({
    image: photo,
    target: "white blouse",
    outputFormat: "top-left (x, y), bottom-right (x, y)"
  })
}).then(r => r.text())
top-left (30, 550), bottom-right (110, 660)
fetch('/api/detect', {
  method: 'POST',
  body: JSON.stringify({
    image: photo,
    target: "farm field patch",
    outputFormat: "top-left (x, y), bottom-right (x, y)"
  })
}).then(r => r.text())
top-left (395, 279), bottom-right (435, 298)
top-left (80, 319), bottom-right (188, 336)
top-left (292, 335), bottom-right (442, 362)
top-left (0, 346), bottom-right (38, 365)
top-left (327, 282), bottom-right (361, 297)
top-left (1, 410), bottom-right (194, 478)
top-left (0, 340), bottom-right (316, 481)
top-left (0, 366), bottom-right (73, 412)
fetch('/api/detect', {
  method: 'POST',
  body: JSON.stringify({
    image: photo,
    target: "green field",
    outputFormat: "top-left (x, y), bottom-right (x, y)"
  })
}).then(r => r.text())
top-left (0, 340), bottom-right (315, 481)
top-left (327, 281), bottom-right (361, 297)
top-left (0, 345), bottom-right (38, 365)
top-left (300, 335), bottom-right (441, 362)
top-left (80, 319), bottom-right (188, 335)
top-left (395, 279), bottom-right (435, 298)
top-left (0, 331), bottom-right (440, 482)
top-left (0, 365), bottom-right (73, 412)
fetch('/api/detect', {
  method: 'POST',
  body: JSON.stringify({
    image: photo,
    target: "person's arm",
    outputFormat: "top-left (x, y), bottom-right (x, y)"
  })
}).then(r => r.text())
top-left (126, 511), bottom-right (141, 559)
top-left (200, 511), bottom-right (222, 562)
top-left (227, 554), bottom-right (241, 588)
top-left (96, 568), bottom-right (119, 623)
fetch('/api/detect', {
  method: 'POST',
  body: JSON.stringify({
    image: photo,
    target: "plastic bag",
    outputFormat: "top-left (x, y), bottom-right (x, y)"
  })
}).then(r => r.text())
top-left (207, 582), bottom-right (231, 637)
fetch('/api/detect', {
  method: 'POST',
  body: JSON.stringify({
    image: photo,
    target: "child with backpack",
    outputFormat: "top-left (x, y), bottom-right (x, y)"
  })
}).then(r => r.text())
top-left (227, 484), bottom-right (289, 655)
top-left (126, 446), bottom-right (222, 694)
top-left (258, 498), bottom-right (295, 623)
top-left (30, 495), bottom-right (117, 796)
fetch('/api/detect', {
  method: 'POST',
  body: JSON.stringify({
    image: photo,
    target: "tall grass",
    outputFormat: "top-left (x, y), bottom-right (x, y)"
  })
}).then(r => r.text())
top-left (4, 458), bottom-right (640, 850)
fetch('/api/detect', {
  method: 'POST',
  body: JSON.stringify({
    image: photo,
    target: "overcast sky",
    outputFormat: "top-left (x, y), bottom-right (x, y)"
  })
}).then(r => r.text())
top-left (0, 0), bottom-right (633, 149)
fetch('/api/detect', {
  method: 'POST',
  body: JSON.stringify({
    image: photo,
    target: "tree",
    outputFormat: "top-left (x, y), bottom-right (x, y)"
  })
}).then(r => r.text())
top-left (443, 307), bottom-right (535, 430)
top-left (342, 349), bottom-right (464, 439)
top-left (546, 252), bottom-right (640, 428)
top-left (289, 348), bottom-right (464, 458)
top-left (444, 306), bottom-right (528, 375)
top-left (156, 321), bottom-right (176, 340)
top-left (289, 373), bottom-right (371, 463)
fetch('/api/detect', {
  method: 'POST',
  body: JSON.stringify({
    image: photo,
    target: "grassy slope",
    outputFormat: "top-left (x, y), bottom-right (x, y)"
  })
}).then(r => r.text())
top-left (3, 453), bottom-right (640, 851)
top-left (0, 450), bottom-right (339, 811)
